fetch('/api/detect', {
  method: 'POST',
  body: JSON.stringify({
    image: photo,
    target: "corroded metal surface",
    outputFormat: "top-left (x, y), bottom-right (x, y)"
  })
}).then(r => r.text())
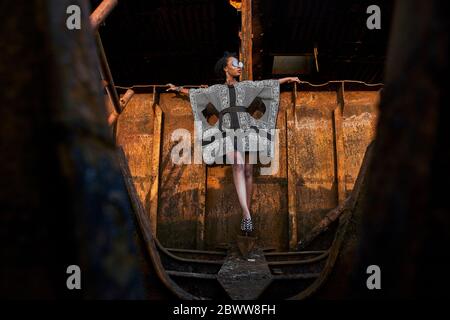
top-left (293, 87), bottom-right (379, 248)
top-left (240, 0), bottom-right (253, 80)
top-left (217, 247), bottom-right (272, 300)
top-left (157, 94), bottom-right (206, 249)
top-left (116, 93), bottom-right (155, 215)
top-left (236, 235), bottom-right (257, 258)
top-left (295, 90), bottom-right (339, 245)
top-left (342, 90), bottom-right (379, 195)
top-left (117, 86), bottom-right (379, 251)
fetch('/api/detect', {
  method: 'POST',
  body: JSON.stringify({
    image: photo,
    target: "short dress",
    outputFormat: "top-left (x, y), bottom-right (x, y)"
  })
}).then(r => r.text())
top-left (188, 80), bottom-right (280, 165)
top-left (227, 84), bottom-right (247, 153)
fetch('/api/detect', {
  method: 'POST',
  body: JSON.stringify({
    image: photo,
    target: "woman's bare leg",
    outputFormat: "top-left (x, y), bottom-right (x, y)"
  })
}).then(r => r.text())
top-left (244, 162), bottom-right (253, 213)
top-left (227, 151), bottom-right (251, 220)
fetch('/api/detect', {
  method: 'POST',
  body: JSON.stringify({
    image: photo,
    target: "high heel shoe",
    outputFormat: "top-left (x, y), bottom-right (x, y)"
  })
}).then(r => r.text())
top-left (240, 217), bottom-right (253, 233)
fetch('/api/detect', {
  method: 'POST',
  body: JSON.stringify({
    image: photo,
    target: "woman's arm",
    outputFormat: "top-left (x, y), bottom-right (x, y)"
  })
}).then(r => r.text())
top-left (278, 77), bottom-right (301, 84)
top-left (166, 84), bottom-right (209, 95)
top-left (166, 83), bottom-right (190, 95)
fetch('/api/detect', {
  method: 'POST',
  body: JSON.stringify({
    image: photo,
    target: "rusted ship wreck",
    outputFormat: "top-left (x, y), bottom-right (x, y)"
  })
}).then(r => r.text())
top-left (99, 0), bottom-right (383, 299)
top-left (6, 0), bottom-right (447, 300)
top-left (115, 80), bottom-right (380, 299)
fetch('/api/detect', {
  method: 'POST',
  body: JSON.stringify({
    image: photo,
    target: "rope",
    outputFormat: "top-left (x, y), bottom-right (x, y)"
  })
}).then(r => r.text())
top-left (114, 80), bottom-right (384, 91)
top-left (297, 80), bottom-right (384, 87)
top-left (114, 84), bottom-right (207, 90)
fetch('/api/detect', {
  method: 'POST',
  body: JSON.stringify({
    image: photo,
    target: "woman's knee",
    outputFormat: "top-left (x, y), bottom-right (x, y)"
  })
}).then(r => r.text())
top-left (226, 151), bottom-right (243, 164)
top-left (244, 164), bottom-right (253, 178)
top-left (232, 163), bottom-right (245, 173)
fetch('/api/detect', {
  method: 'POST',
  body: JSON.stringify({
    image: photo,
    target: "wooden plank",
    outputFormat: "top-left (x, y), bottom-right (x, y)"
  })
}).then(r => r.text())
top-left (150, 99), bottom-right (163, 237)
top-left (286, 90), bottom-right (298, 250)
top-left (333, 82), bottom-right (346, 204)
top-left (240, 0), bottom-right (253, 80)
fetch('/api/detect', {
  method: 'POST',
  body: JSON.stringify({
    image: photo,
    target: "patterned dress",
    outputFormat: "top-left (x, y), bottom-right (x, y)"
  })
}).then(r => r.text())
top-left (189, 79), bottom-right (280, 164)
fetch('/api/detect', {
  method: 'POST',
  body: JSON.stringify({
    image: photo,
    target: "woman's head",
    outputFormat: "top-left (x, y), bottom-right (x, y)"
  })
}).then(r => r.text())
top-left (214, 51), bottom-right (242, 81)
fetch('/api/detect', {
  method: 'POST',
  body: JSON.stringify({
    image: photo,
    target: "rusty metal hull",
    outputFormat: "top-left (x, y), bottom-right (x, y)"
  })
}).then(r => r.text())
top-left (119, 142), bottom-right (373, 299)
top-left (116, 82), bottom-right (379, 299)
top-left (116, 82), bottom-right (380, 251)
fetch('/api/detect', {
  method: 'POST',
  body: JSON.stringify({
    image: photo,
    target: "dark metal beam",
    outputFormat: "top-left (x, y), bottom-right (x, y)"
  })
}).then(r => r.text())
top-left (90, 1), bottom-right (121, 126)
top-left (95, 33), bottom-right (121, 117)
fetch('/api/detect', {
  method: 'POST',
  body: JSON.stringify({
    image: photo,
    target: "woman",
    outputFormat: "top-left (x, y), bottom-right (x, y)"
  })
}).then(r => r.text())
top-left (167, 52), bottom-right (300, 234)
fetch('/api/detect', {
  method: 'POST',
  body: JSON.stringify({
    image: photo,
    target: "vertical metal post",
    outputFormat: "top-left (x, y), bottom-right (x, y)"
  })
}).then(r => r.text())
top-left (240, 0), bottom-right (253, 80)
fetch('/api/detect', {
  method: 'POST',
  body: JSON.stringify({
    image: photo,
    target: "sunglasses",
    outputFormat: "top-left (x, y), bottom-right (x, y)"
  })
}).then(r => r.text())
top-left (231, 59), bottom-right (244, 68)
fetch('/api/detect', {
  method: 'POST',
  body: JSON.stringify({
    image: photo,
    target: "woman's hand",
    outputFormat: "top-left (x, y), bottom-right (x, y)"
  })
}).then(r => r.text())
top-left (287, 76), bottom-right (301, 83)
top-left (166, 83), bottom-right (190, 95)
top-left (279, 77), bottom-right (301, 84)
top-left (166, 83), bottom-right (178, 92)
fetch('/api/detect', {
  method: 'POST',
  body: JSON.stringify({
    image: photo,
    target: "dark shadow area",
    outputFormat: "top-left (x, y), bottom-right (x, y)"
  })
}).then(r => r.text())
top-left (247, 97), bottom-right (266, 120)
top-left (202, 102), bottom-right (220, 126)
top-left (92, 0), bottom-right (393, 85)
